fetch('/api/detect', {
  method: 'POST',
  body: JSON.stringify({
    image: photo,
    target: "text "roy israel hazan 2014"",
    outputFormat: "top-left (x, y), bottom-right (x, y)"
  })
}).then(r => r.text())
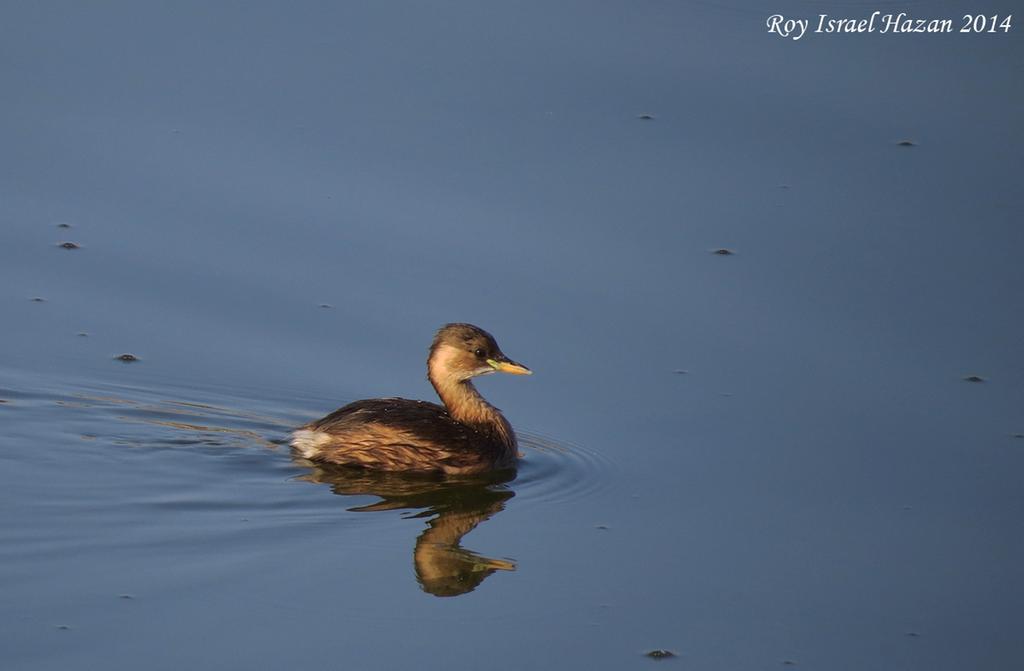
top-left (767, 12), bottom-right (1013, 41)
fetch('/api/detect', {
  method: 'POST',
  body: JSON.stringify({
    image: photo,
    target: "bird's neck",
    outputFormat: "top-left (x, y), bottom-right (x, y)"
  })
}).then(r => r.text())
top-left (429, 372), bottom-right (515, 451)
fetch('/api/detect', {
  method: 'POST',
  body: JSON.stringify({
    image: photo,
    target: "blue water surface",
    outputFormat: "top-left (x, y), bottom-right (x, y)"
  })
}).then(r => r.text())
top-left (1, 1), bottom-right (1022, 669)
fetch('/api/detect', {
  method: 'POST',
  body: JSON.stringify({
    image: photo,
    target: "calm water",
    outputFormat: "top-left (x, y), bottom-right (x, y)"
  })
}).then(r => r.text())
top-left (2, 1), bottom-right (1022, 669)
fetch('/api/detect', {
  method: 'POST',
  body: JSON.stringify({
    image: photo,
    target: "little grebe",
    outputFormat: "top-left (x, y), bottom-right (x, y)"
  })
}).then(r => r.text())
top-left (291, 323), bottom-right (531, 474)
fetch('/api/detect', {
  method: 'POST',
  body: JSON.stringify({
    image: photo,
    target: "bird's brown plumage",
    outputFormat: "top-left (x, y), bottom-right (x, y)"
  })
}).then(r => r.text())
top-left (291, 324), bottom-right (530, 474)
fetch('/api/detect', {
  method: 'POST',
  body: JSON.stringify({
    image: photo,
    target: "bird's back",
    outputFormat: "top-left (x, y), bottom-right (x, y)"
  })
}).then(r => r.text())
top-left (292, 398), bottom-right (513, 474)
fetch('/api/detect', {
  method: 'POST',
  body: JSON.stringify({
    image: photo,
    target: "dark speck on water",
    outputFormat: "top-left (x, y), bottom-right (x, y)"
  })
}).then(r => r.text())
top-left (637, 114), bottom-right (655, 120)
top-left (897, 140), bottom-right (917, 146)
top-left (963, 375), bottom-right (986, 383)
top-left (645, 649), bottom-right (676, 659)
top-left (118, 594), bottom-right (135, 600)
top-left (782, 661), bottom-right (798, 666)
top-left (319, 304), bottom-right (332, 309)
top-left (115, 354), bottom-right (139, 362)
top-left (56, 222), bottom-right (71, 228)
top-left (77, 332), bottom-right (88, 337)
top-left (58, 241), bottom-right (80, 249)
top-left (906, 631), bottom-right (921, 638)
top-left (30, 297), bottom-right (46, 302)
top-left (712, 248), bottom-right (735, 255)
top-left (1012, 433), bottom-right (1024, 439)
top-left (672, 369), bottom-right (688, 375)
top-left (56, 625), bottom-right (71, 631)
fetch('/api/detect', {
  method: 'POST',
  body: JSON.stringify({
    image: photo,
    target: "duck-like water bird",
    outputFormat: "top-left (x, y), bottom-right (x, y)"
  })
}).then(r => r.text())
top-left (292, 323), bottom-right (531, 474)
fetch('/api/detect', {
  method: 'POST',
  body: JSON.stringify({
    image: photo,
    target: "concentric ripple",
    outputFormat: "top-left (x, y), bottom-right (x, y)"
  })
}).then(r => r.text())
top-left (512, 429), bottom-right (614, 506)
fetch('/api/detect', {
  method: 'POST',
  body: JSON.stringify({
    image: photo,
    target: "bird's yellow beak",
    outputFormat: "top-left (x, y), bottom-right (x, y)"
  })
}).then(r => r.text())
top-left (487, 359), bottom-right (532, 375)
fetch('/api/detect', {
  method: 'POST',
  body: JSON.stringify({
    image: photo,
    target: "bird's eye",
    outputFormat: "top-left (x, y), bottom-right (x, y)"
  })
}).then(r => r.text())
top-left (474, 348), bottom-right (485, 358)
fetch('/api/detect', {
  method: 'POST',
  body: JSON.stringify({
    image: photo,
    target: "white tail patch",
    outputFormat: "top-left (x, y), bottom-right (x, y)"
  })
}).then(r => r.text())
top-left (290, 429), bottom-right (332, 459)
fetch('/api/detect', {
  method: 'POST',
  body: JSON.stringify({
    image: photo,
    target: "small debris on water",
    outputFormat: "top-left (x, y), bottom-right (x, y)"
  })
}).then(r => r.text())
top-left (1012, 433), bottom-right (1024, 439)
top-left (963, 375), bottom-right (985, 383)
top-left (115, 354), bottom-right (139, 362)
top-left (637, 114), bottom-right (655, 120)
top-left (595, 524), bottom-right (610, 530)
top-left (58, 241), bottom-right (80, 249)
top-left (57, 222), bottom-right (72, 229)
top-left (30, 297), bottom-right (46, 302)
top-left (711, 248), bottom-right (735, 255)
top-left (319, 303), bottom-right (332, 309)
top-left (118, 594), bottom-right (134, 600)
top-left (897, 140), bottom-right (916, 147)
top-left (56, 624), bottom-right (71, 630)
top-left (782, 661), bottom-right (798, 667)
top-left (905, 631), bottom-right (921, 638)
top-left (645, 649), bottom-right (676, 659)
top-left (77, 332), bottom-right (89, 337)
top-left (672, 369), bottom-right (688, 375)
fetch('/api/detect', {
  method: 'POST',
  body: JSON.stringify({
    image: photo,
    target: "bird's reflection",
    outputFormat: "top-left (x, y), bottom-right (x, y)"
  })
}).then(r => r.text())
top-left (297, 461), bottom-right (517, 597)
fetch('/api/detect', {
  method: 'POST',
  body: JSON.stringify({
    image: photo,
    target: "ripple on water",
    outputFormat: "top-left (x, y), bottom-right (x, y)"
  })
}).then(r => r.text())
top-left (4, 372), bottom-right (611, 522)
top-left (93, 389), bottom-right (613, 513)
top-left (513, 430), bottom-right (613, 507)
